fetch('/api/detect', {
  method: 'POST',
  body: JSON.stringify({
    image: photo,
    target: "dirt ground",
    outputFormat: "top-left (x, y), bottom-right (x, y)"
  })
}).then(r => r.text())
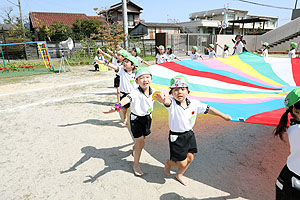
top-left (0, 65), bottom-right (290, 200)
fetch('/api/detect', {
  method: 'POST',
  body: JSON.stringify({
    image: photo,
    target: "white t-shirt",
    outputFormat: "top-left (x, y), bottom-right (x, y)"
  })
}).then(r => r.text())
top-left (112, 57), bottom-right (122, 76)
top-left (156, 53), bottom-right (168, 64)
top-left (262, 49), bottom-right (268, 58)
top-left (166, 97), bottom-right (209, 132)
top-left (166, 53), bottom-right (177, 62)
top-left (287, 122), bottom-right (300, 176)
top-left (93, 55), bottom-right (104, 65)
top-left (118, 66), bottom-right (137, 93)
top-left (289, 49), bottom-right (296, 58)
top-left (136, 56), bottom-right (143, 66)
top-left (127, 87), bottom-right (155, 117)
top-left (188, 52), bottom-right (201, 60)
top-left (222, 49), bottom-right (229, 58)
top-left (233, 41), bottom-right (244, 55)
top-left (208, 50), bottom-right (216, 58)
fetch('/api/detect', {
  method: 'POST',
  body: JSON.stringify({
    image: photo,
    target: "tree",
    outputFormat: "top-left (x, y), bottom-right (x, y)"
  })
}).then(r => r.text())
top-left (94, 8), bottom-right (125, 50)
top-left (49, 22), bottom-right (73, 41)
top-left (72, 18), bottom-right (102, 40)
top-left (1, 7), bottom-right (15, 24)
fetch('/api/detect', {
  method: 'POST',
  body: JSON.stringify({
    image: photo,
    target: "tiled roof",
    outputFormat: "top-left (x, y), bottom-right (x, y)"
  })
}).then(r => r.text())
top-left (29, 12), bottom-right (104, 29)
top-left (142, 22), bottom-right (181, 28)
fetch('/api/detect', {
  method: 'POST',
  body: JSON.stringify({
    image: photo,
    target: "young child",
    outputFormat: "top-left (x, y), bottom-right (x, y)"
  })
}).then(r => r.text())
top-left (131, 47), bottom-right (151, 66)
top-left (205, 44), bottom-right (217, 59)
top-left (182, 46), bottom-right (203, 60)
top-left (232, 35), bottom-right (244, 55)
top-left (154, 75), bottom-right (231, 186)
top-left (156, 45), bottom-right (169, 64)
top-left (288, 42), bottom-right (298, 58)
top-left (166, 45), bottom-right (181, 62)
top-left (98, 55), bottom-right (138, 125)
top-left (261, 42), bottom-right (269, 58)
top-left (216, 42), bottom-right (230, 58)
top-left (273, 88), bottom-right (300, 199)
top-left (103, 67), bottom-right (154, 176)
top-left (107, 49), bottom-right (129, 102)
top-left (93, 49), bottom-right (105, 71)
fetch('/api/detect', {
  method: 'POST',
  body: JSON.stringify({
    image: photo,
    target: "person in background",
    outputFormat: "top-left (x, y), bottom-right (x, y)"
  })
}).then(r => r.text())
top-left (156, 45), bottom-right (168, 64)
top-left (215, 42), bottom-right (230, 58)
top-left (131, 47), bottom-right (151, 67)
top-left (261, 42), bottom-right (269, 58)
top-left (165, 45), bottom-right (181, 62)
top-left (232, 35), bottom-right (244, 55)
top-left (204, 44), bottom-right (217, 59)
top-left (182, 46), bottom-right (203, 60)
top-left (289, 42), bottom-right (298, 58)
top-left (93, 49), bottom-right (105, 71)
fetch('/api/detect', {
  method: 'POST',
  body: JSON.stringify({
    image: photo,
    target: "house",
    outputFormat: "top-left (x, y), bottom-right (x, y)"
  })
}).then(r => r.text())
top-left (29, 12), bottom-right (104, 39)
top-left (180, 8), bottom-right (278, 35)
top-left (129, 22), bottom-right (181, 39)
top-left (107, 0), bottom-right (143, 28)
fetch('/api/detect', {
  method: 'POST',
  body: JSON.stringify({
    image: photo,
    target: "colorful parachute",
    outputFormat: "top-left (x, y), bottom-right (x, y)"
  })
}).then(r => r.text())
top-left (149, 52), bottom-right (300, 126)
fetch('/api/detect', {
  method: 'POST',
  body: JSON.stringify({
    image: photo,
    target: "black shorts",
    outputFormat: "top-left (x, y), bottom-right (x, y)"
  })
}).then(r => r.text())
top-left (114, 74), bottom-right (120, 88)
top-left (276, 165), bottom-right (300, 199)
top-left (94, 64), bottom-right (99, 70)
top-left (120, 92), bottom-right (130, 108)
top-left (169, 130), bottom-right (197, 162)
top-left (130, 113), bottom-right (152, 138)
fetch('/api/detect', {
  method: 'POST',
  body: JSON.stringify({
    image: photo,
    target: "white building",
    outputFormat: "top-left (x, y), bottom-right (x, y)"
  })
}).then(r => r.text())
top-left (180, 8), bottom-right (278, 35)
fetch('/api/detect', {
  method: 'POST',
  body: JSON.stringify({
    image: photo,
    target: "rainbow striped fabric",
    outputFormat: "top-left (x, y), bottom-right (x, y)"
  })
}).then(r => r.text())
top-left (149, 52), bottom-right (300, 126)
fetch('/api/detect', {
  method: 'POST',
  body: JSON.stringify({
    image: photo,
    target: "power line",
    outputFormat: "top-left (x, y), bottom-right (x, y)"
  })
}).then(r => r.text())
top-left (235, 0), bottom-right (293, 10)
top-left (5, 0), bottom-right (18, 7)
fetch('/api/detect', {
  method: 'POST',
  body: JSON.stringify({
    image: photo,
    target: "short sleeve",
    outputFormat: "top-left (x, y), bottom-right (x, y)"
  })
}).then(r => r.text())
top-left (127, 90), bottom-right (138, 102)
top-left (195, 100), bottom-right (209, 114)
top-left (156, 54), bottom-right (160, 59)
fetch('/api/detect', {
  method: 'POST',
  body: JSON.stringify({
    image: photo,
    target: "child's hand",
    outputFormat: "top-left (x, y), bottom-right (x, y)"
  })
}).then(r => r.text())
top-left (223, 114), bottom-right (232, 121)
top-left (103, 106), bottom-right (115, 114)
top-left (153, 91), bottom-right (165, 103)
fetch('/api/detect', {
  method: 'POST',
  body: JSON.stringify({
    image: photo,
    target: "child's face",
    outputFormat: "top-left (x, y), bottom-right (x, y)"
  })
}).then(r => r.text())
top-left (123, 59), bottom-right (134, 71)
top-left (135, 74), bottom-right (152, 89)
top-left (191, 49), bottom-right (196, 53)
top-left (117, 54), bottom-right (124, 62)
top-left (159, 49), bottom-right (164, 54)
top-left (208, 47), bottom-right (213, 51)
top-left (171, 87), bottom-right (189, 102)
top-left (166, 49), bottom-right (170, 54)
top-left (292, 107), bottom-right (300, 120)
top-left (131, 50), bottom-right (137, 56)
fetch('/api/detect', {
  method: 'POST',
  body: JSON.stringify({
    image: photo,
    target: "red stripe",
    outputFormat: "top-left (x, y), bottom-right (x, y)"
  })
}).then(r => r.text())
top-left (245, 108), bottom-right (285, 126)
top-left (292, 58), bottom-right (300, 85)
top-left (160, 62), bottom-right (282, 91)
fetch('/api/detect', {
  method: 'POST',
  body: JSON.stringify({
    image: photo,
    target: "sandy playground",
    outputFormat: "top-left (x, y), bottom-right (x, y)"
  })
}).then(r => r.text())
top-left (0, 65), bottom-right (291, 200)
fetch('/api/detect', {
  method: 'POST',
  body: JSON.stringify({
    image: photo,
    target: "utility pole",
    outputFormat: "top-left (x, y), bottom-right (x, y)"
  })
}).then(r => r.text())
top-left (18, 0), bottom-right (25, 37)
top-left (295, 0), bottom-right (298, 9)
top-left (122, 0), bottom-right (128, 50)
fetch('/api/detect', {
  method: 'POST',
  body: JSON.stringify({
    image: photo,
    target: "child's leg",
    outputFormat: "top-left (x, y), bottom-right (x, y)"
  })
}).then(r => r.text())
top-left (116, 87), bottom-right (120, 102)
top-left (122, 107), bottom-right (128, 125)
top-left (133, 136), bottom-right (145, 176)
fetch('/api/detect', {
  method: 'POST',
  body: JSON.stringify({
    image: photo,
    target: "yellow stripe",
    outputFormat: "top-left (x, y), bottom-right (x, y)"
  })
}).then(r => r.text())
top-left (151, 83), bottom-right (286, 99)
top-left (216, 55), bottom-right (284, 86)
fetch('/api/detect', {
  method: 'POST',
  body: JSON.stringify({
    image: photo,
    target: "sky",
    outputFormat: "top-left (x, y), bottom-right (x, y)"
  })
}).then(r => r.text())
top-left (0, 0), bottom-right (298, 27)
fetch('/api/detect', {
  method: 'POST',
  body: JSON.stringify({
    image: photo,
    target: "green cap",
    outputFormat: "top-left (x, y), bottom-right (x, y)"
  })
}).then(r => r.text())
top-left (170, 75), bottom-right (189, 88)
top-left (135, 47), bottom-right (141, 55)
top-left (285, 88), bottom-right (300, 110)
top-left (209, 44), bottom-right (215, 49)
top-left (225, 44), bottom-right (230, 48)
top-left (135, 67), bottom-right (151, 80)
top-left (158, 45), bottom-right (165, 50)
top-left (263, 42), bottom-right (269, 47)
top-left (125, 55), bottom-right (138, 66)
top-left (291, 42), bottom-right (298, 48)
top-left (118, 50), bottom-right (129, 57)
top-left (192, 46), bottom-right (198, 51)
top-left (166, 45), bottom-right (171, 49)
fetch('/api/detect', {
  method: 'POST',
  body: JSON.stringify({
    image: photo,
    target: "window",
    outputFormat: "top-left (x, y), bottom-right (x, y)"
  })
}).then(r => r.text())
top-left (227, 13), bottom-right (235, 20)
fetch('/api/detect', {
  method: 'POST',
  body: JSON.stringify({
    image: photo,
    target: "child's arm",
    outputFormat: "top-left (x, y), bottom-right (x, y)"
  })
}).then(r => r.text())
top-left (103, 97), bottom-right (131, 114)
top-left (215, 42), bottom-right (223, 49)
top-left (97, 60), bottom-right (119, 71)
top-left (200, 55), bottom-right (204, 60)
top-left (107, 48), bottom-right (117, 58)
top-left (175, 56), bottom-right (181, 61)
top-left (98, 48), bottom-right (112, 60)
top-left (142, 60), bottom-right (151, 66)
top-left (154, 92), bottom-right (171, 107)
top-left (207, 107), bottom-right (231, 121)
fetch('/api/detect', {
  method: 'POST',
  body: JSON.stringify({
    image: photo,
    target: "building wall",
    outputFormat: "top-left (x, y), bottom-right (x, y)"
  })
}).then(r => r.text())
top-left (146, 27), bottom-right (180, 39)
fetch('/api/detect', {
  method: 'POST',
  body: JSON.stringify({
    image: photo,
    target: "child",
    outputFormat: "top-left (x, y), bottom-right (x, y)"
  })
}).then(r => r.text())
top-left (98, 55), bottom-right (138, 125)
top-left (182, 46), bottom-right (203, 60)
top-left (216, 42), bottom-right (230, 58)
top-left (103, 67), bottom-right (154, 176)
top-left (166, 45), bottom-right (181, 62)
top-left (156, 45), bottom-right (169, 64)
top-left (154, 75), bottom-right (231, 185)
top-left (273, 88), bottom-right (300, 199)
top-left (205, 44), bottom-right (217, 59)
top-left (93, 49), bottom-right (105, 71)
top-left (107, 49), bottom-right (129, 102)
top-left (288, 42), bottom-right (298, 58)
top-left (261, 42), bottom-right (269, 58)
top-left (131, 47), bottom-right (151, 66)
top-left (232, 35), bottom-right (244, 55)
